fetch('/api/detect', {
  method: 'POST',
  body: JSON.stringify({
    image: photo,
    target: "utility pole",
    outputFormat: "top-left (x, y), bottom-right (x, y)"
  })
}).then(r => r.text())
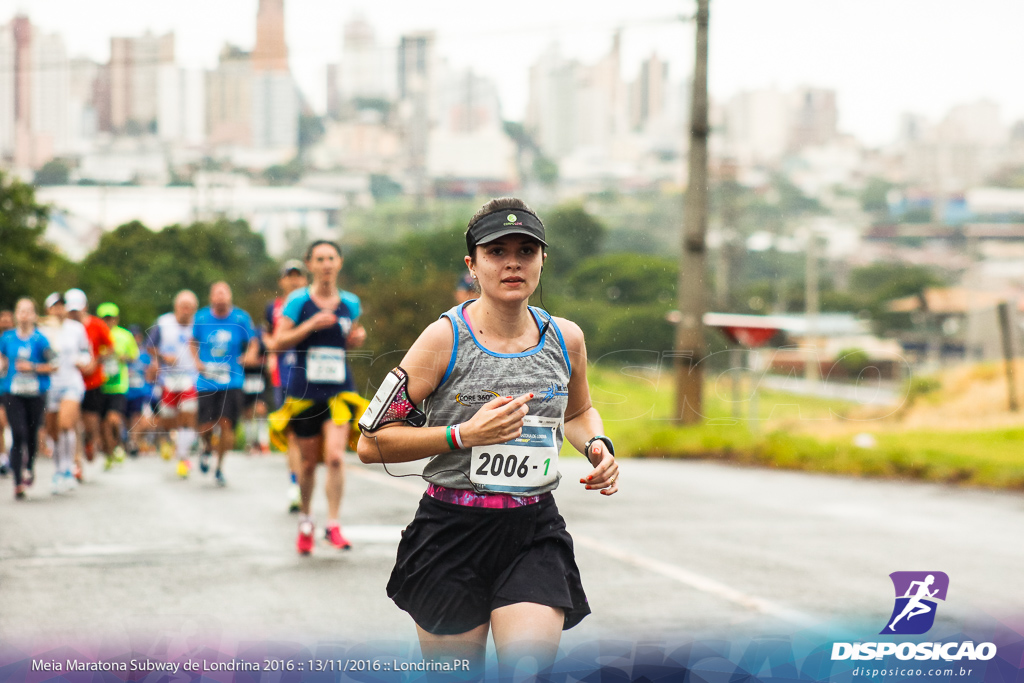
top-left (674, 0), bottom-right (710, 425)
top-left (715, 158), bottom-right (738, 310)
top-left (804, 226), bottom-right (820, 382)
top-left (997, 301), bottom-right (1019, 412)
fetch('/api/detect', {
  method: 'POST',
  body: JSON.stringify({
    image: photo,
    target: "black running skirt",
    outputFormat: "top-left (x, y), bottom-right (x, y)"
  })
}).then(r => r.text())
top-left (387, 493), bottom-right (590, 635)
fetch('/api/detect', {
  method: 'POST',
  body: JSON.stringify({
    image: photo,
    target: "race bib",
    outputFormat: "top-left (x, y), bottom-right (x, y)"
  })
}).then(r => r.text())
top-left (470, 415), bottom-right (560, 494)
top-left (202, 362), bottom-right (232, 386)
top-left (164, 370), bottom-right (193, 392)
top-left (128, 370), bottom-right (145, 389)
top-left (243, 374), bottom-right (265, 394)
top-left (10, 373), bottom-right (40, 396)
top-left (307, 347), bottom-right (346, 383)
top-left (103, 357), bottom-right (120, 378)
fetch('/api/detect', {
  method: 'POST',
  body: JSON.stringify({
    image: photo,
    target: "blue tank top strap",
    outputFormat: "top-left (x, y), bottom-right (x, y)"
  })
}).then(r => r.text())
top-left (529, 306), bottom-right (571, 378)
top-left (438, 306), bottom-right (461, 387)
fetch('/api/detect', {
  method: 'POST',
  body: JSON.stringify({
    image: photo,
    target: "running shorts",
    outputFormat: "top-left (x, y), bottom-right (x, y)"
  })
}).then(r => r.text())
top-left (386, 491), bottom-right (590, 635)
top-left (159, 387), bottom-right (198, 416)
top-left (268, 392), bottom-right (368, 447)
top-left (126, 396), bottom-right (145, 416)
top-left (81, 387), bottom-right (104, 414)
top-left (100, 393), bottom-right (128, 419)
top-left (198, 388), bottom-right (244, 427)
top-left (47, 384), bottom-right (86, 413)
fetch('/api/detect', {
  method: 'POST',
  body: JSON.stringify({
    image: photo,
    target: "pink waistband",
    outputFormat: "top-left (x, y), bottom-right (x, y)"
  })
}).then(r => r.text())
top-left (426, 483), bottom-right (548, 509)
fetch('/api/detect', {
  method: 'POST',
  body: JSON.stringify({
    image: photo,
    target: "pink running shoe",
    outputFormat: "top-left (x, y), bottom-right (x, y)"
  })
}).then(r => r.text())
top-left (297, 520), bottom-right (315, 555)
top-left (324, 524), bottom-right (352, 550)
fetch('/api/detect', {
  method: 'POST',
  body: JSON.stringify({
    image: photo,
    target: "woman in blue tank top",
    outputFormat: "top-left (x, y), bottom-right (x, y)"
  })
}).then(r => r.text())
top-left (269, 240), bottom-right (367, 555)
top-left (0, 298), bottom-right (55, 499)
top-left (357, 198), bottom-right (619, 678)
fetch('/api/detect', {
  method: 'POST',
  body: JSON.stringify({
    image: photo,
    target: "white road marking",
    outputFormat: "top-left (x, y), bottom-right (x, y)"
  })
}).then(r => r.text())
top-left (572, 534), bottom-right (818, 627)
top-left (352, 464), bottom-right (818, 627)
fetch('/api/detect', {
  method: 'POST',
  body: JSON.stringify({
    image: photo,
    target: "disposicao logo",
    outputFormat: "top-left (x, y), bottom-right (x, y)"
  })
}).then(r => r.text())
top-left (507, 213), bottom-right (517, 222)
top-left (882, 571), bottom-right (948, 635)
top-left (830, 571), bottom-right (997, 662)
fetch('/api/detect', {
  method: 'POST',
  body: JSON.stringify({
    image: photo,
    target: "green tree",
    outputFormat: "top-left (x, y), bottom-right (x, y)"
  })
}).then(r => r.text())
top-left (264, 158), bottom-right (305, 186)
top-left (849, 263), bottom-right (944, 309)
top-left (532, 156), bottom-right (559, 187)
top-left (0, 170), bottom-right (73, 308)
top-left (340, 224), bottom-right (469, 391)
top-left (566, 253), bottom-right (675, 305)
top-left (861, 177), bottom-right (894, 213)
top-left (542, 203), bottom-right (607, 277)
top-left (298, 114), bottom-right (326, 150)
top-left (369, 174), bottom-right (403, 201)
top-left (77, 218), bottom-right (278, 326)
top-left (34, 159), bottom-right (71, 186)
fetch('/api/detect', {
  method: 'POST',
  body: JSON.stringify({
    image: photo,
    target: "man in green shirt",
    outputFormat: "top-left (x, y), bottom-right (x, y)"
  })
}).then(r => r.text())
top-left (98, 303), bottom-right (139, 469)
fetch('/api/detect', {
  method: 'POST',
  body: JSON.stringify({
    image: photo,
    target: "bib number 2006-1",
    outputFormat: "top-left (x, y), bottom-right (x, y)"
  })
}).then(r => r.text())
top-left (470, 415), bottom-right (560, 494)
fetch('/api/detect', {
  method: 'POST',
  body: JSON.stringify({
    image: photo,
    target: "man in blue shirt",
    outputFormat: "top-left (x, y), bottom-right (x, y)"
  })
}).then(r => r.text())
top-left (191, 281), bottom-right (259, 486)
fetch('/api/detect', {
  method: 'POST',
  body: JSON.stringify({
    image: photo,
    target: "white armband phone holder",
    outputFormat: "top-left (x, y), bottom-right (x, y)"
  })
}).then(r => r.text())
top-left (358, 366), bottom-right (427, 433)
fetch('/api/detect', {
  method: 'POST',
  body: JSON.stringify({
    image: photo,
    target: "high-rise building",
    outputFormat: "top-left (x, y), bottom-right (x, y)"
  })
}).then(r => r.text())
top-left (526, 44), bottom-right (579, 159)
top-left (158, 64), bottom-right (205, 146)
top-left (903, 100), bottom-right (1008, 193)
top-left (108, 32), bottom-right (174, 133)
top-left (397, 31), bottom-right (436, 198)
top-left (251, 0), bottom-right (288, 72)
top-left (428, 67), bottom-right (517, 185)
top-left (0, 16), bottom-right (70, 168)
top-left (251, 0), bottom-right (297, 153)
top-left (789, 87), bottom-right (838, 150)
top-left (68, 58), bottom-right (100, 153)
top-left (630, 53), bottom-right (668, 132)
top-left (206, 0), bottom-right (296, 158)
top-left (722, 88), bottom-right (791, 165)
top-left (327, 16), bottom-right (396, 118)
top-left (206, 45), bottom-right (252, 147)
top-left (0, 24), bottom-right (14, 158)
top-left (526, 36), bottom-right (629, 161)
top-left (252, 70), bottom-right (297, 150)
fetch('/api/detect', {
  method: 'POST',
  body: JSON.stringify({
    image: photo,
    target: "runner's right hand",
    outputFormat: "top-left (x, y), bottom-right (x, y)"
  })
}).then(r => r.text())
top-left (307, 310), bottom-right (338, 331)
top-left (460, 393), bottom-right (533, 448)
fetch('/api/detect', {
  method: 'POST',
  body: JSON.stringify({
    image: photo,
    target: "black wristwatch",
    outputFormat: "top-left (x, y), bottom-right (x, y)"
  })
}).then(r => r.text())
top-left (584, 435), bottom-right (615, 464)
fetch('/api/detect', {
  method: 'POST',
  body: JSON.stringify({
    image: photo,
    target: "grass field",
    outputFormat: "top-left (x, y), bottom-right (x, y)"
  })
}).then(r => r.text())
top-left (570, 365), bottom-right (1024, 490)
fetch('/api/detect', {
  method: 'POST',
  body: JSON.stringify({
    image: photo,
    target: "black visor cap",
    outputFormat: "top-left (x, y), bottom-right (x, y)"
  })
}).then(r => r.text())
top-left (466, 209), bottom-right (547, 253)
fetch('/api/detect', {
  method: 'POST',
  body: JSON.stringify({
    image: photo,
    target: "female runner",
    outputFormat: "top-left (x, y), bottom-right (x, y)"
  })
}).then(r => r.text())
top-left (0, 298), bottom-right (55, 499)
top-left (268, 240), bottom-right (367, 554)
top-left (41, 292), bottom-right (91, 491)
top-left (357, 197), bottom-right (619, 676)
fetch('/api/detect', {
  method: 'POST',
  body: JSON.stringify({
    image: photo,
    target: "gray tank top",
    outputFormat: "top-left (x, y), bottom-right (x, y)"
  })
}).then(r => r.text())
top-left (421, 301), bottom-right (572, 494)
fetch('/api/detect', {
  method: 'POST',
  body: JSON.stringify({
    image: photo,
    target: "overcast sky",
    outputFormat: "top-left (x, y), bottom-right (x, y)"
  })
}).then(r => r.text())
top-left (4, 0), bottom-right (1023, 145)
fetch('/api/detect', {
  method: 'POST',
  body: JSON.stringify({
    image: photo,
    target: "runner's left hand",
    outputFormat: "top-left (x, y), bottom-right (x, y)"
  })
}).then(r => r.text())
top-left (347, 323), bottom-right (367, 348)
top-left (581, 441), bottom-right (618, 496)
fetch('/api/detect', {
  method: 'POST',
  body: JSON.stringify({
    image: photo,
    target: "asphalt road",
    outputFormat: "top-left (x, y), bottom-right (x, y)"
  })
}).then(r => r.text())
top-left (1, 449), bottom-right (1021, 652)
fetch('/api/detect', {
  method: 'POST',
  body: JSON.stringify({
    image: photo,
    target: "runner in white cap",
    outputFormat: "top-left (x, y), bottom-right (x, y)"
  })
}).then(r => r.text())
top-left (40, 292), bottom-right (91, 491)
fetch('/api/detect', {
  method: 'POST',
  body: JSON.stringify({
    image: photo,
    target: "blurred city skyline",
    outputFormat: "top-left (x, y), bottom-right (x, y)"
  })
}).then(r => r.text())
top-left (2, 0), bottom-right (1022, 145)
